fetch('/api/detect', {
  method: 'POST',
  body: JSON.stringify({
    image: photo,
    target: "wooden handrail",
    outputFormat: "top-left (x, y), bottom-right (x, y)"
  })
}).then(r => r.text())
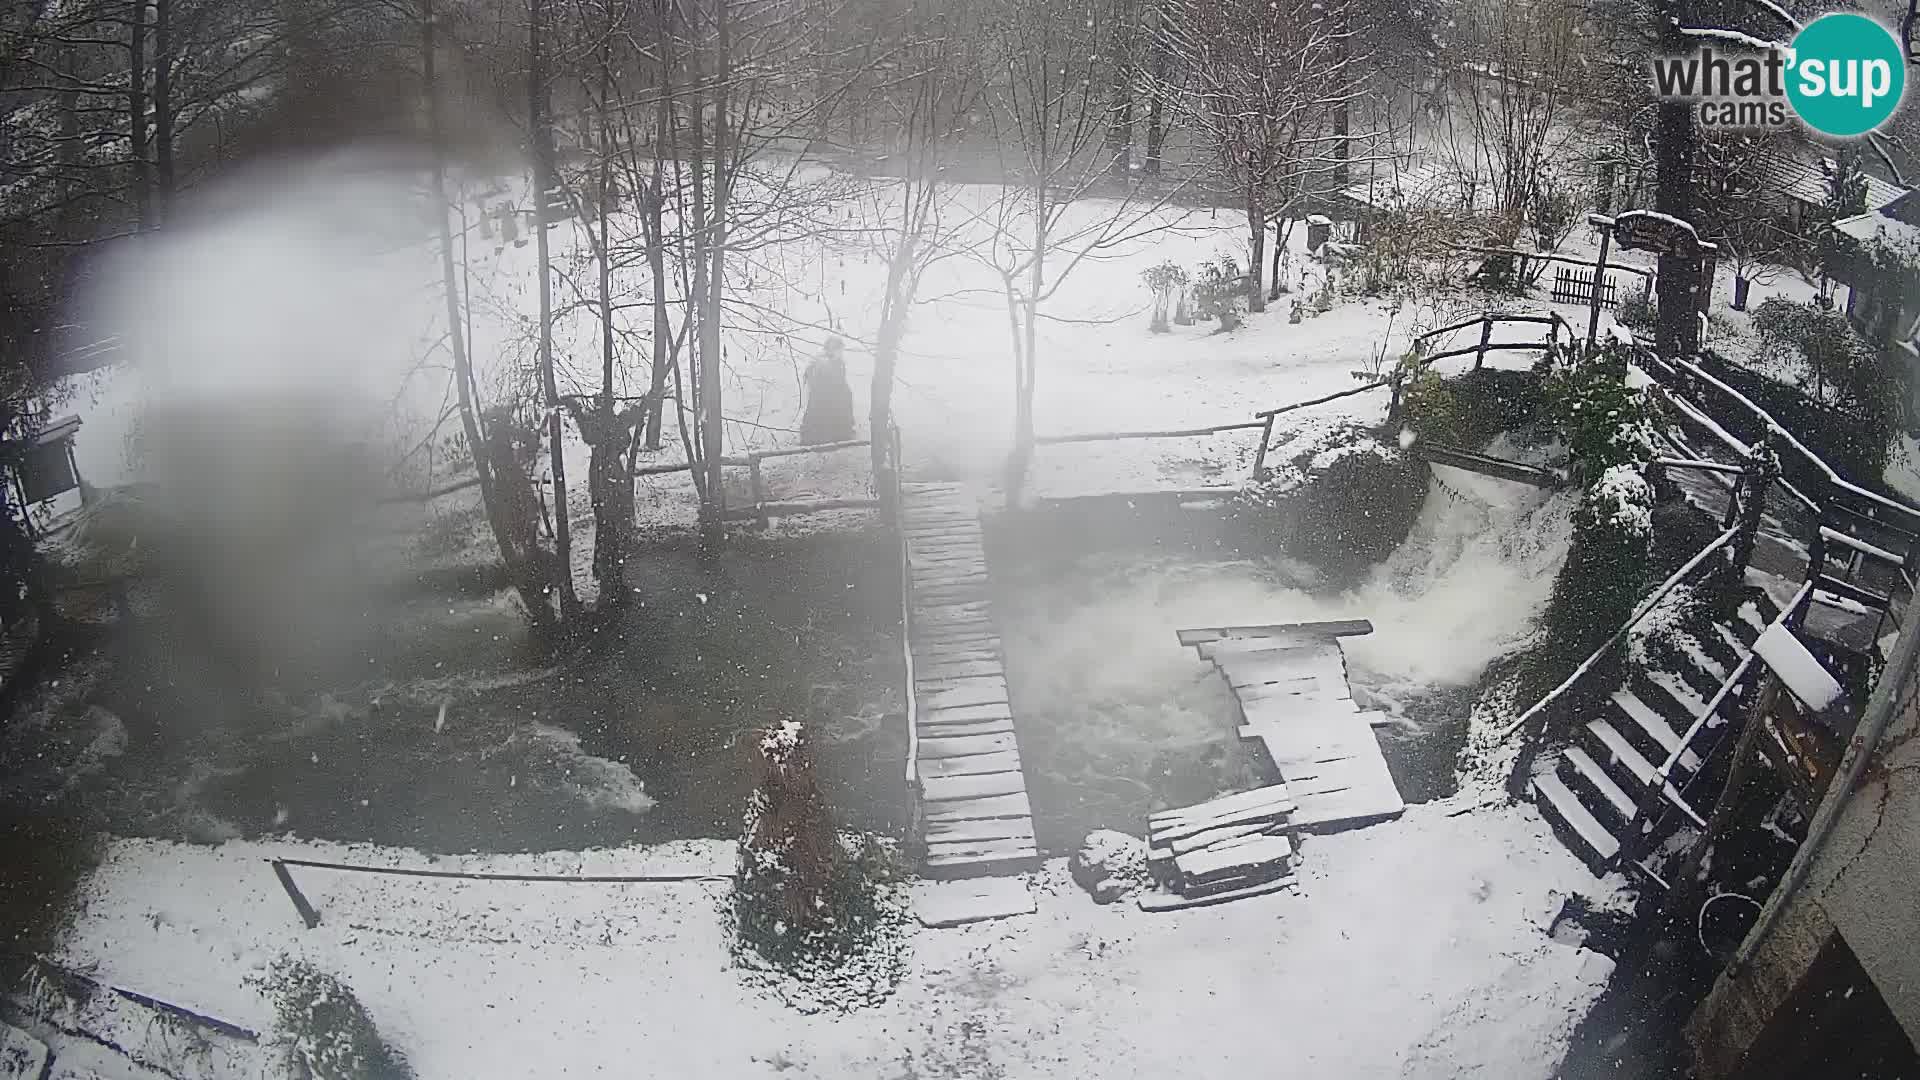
top-left (1655, 384), bottom-right (1825, 518)
top-left (1499, 526), bottom-right (1740, 740)
top-left (1034, 420), bottom-right (1268, 445)
top-left (1423, 341), bottom-right (1554, 365)
top-left (1669, 355), bottom-right (1920, 531)
top-left (1655, 456), bottom-right (1744, 475)
top-left (1414, 311), bottom-right (1566, 343)
top-left (1820, 525), bottom-right (1903, 566)
top-left (1253, 380), bottom-right (1390, 418)
top-left (1444, 244), bottom-right (1655, 279)
top-left (1628, 579), bottom-right (1819, 847)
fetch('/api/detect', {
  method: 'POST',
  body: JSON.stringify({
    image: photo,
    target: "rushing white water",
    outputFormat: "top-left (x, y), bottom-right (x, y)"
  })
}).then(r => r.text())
top-left (996, 460), bottom-right (1575, 844)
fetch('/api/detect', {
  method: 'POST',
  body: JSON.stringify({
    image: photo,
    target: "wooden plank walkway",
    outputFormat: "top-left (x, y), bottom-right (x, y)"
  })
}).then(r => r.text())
top-left (903, 482), bottom-right (1040, 888)
top-left (1183, 622), bottom-right (1405, 832)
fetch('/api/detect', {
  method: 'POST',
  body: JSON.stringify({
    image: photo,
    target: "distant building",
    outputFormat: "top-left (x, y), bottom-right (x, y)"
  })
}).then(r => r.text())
top-left (1830, 191), bottom-right (1920, 352)
top-left (0, 414), bottom-right (84, 534)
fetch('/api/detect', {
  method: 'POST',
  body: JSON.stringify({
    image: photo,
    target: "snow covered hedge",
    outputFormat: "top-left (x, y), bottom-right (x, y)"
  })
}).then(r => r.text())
top-left (252, 957), bottom-right (412, 1080)
top-left (1540, 340), bottom-right (1655, 483)
top-left (1528, 465), bottom-right (1654, 710)
top-left (1234, 424), bottom-right (1428, 589)
top-left (731, 721), bottom-right (908, 1012)
top-left (1399, 368), bottom-right (1547, 448)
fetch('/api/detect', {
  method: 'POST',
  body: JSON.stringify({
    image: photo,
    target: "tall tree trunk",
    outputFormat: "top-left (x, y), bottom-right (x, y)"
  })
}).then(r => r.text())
top-left (872, 230), bottom-right (913, 519)
top-left (1008, 210), bottom-right (1044, 501)
top-left (642, 0), bottom-right (674, 450)
top-left (1331, 3), bottom-right (1349, 189)
top-left (1106, 0), bottom-right (1136, 178)
top-left (699, 0), bottom-right (728, 546)
top-left (1246, 189), bottom-right (1266, 313)
top-left (1653, 0), bottom-right (1700, 357)
top-left (1145, 0), bottom-right (1167, 176)
top-left (1269, 218), bottom-right (1284, 301)
top-left (56, 44), bottom-right (81, 232)
top-left (128, 0), bottom-right (149, 230)
top-left (425, 0), bottom-right (555, 638)
top-left (530, 0), bottom-right (580, 620)
top-left (687, 6), bottom-right (716, 528)
top-left (153, 0), bottom-right (173, 220)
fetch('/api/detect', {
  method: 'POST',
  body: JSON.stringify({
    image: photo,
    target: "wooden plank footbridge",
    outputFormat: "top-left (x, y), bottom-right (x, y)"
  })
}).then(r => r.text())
top-left (896, 482), bottom-right (1040, 926)
top-left (1130, 620), bottom-right (1407, 911)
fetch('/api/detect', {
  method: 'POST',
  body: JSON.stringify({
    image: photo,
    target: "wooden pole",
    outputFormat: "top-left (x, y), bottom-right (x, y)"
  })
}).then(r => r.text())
top-left (1252, 414), bottom-right (1276, 478)
top-left (1588, 228), bottom-right (1613, 346)
top-left (1474, 316), bottom-right (1493, 371)
top-left (1660, 676), bottom-right (1780, 924)
top-left (270, 860), bottom-right (322, 929)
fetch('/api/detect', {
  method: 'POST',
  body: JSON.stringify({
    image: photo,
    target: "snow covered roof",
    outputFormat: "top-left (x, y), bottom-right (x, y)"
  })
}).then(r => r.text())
top-left (1340, 162), bottom-right (1455, 211)
top-left (1759, 156), bottom-right (1906, 213)
top-left (1834, 203), bottom-right (1920, 252)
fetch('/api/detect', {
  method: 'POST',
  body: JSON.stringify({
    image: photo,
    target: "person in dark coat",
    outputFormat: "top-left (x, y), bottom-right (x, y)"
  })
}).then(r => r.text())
top-left (799, 337), bottom-right (855, 445)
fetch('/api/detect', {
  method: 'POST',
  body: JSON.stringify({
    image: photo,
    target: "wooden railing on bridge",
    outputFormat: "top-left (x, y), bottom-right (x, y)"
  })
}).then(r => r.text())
top-left (1409, 311), bottom-right (1575, 371)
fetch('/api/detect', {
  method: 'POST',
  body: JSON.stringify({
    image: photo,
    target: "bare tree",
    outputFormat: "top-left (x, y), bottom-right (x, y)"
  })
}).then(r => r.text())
top-left (979, 0), bottom-right (1185, 500)
top-left (1155, 0), bottom-right (1363, 311)
top-left (860, 0), bottom-right (987, 514)
top-left (424, 0), bottom-right (561, 637)
top-left (1432, 0), bottom-right (1579, 231)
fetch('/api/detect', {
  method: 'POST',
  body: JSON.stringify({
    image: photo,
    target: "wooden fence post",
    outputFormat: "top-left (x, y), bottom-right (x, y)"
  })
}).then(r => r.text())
top-left (270, 860), bottom-right (322, 929)
top-left (1473, 316), bottom-right (1494, 370)
top-left (1588, 226), bottom-right (1613, 346)
top-left (748, 456), bottom-right (768, 528)
top-left (1251, 414), bottom-right (1276, 478)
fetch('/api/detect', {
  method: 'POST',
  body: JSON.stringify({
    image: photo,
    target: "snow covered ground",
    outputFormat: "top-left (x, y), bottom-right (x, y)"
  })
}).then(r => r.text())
top-left (53, 796), bottom-right (1616, 1080)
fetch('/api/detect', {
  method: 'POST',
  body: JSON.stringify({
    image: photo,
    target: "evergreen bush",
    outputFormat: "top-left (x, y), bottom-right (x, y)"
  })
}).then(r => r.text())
top-left (732, 721), bottom-right (908, 1011)
top-left (1235, 426), bottom-right (1429, 590)
top-left (252, 958), bottom-right (412, 1080)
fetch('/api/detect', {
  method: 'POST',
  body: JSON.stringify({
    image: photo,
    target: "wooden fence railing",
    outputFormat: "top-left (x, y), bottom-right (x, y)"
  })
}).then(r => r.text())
top-left (632, 437), bottom-right (878, 525)
top-left (1410, 311), bottom-right (1575, 371)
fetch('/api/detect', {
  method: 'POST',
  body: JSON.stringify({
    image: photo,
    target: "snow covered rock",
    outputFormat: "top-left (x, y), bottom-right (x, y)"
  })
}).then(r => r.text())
top-left (1070, 830), bottom-right (1148, 904)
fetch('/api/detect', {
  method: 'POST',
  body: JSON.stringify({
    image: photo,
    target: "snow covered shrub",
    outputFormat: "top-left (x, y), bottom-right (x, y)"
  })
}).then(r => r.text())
top-left (732, 721), bottom-right (908, 1011)
top-left (1696, 347), bottom-right (1893, 489)
top-left (1235, 425), bottom-right (1429, 590)
top-left (1141, 261), bottom-right (1189, 334)
top-left (1192, 256), bottom-right (1245, 331)
top-left (252, 957), bottom-right (412, 1080)
top-left (1529, 180), bottom-right (1579, 253)
top-left (1528, 465), bottom-right (1654, 708)
top-left (1616, 289), bottom-right (1656, 335)
top-left (1751, 298), bottom-right (1895, 420)
top-left (1069, 829), bottom-right (1149, 904)
top-left (1540, 340), bottom-right (1655, 483)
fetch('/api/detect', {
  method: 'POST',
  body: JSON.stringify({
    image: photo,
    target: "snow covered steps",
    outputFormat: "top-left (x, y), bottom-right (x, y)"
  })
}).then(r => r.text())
top-left (1140, 785), bottom-right (1298, 910)
top-left (903, 482), bottom-right (1040, 881)
top-left (1530, 608), bottom-right (1777, 873)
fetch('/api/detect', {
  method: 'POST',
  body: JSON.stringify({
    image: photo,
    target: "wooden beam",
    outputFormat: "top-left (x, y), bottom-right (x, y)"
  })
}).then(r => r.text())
top-left (1176, 620), bottom-right (1374, 646)
top-left (1418, 444), bottom-right (1565, 489)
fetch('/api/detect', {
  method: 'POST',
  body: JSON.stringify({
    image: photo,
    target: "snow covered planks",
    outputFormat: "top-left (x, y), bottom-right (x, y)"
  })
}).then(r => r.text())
top-left (903, 482), bottom-right (1039, 884)
top-left (1143, 786), bottom-right (1296, 907)
top-left (913, 877), bottom-right (1036, 927)
top-left (1184, 623), bottom-right (1406, 834)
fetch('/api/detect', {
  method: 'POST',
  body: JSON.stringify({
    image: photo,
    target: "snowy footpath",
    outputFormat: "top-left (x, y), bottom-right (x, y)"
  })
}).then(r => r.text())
top-left (51, 797), bottom-right (1617, 1079)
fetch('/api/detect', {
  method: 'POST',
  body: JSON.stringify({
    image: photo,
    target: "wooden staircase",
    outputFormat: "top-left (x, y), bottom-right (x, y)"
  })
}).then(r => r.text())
top-left (1529, 592), bottom-right (1782, 874)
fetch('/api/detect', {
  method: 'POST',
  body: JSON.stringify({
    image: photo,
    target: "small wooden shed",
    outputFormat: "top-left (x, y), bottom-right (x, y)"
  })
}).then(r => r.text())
top-left (3, 414), bottom-right (85, 533)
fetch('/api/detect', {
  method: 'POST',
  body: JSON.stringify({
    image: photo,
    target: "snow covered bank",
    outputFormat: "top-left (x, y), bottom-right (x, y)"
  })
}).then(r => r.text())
top-left (52, 797), bottom-right (1615, 1079)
